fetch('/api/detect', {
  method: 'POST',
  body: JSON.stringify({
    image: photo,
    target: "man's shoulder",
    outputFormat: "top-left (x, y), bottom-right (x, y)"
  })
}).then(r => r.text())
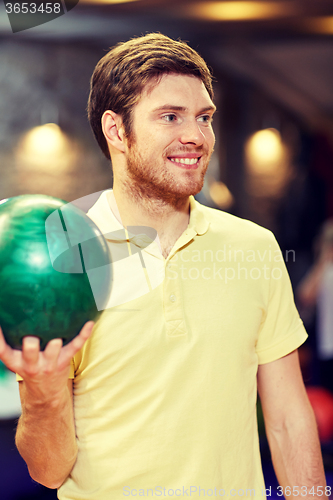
top-left (196, 201), bottom-right (274, 244)
top-left (86, 190), bottom-right (120, 234)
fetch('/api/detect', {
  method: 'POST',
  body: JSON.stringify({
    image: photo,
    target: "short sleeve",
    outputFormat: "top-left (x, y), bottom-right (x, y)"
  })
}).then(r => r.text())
top-left (255, 234), bottom-right (308, 364)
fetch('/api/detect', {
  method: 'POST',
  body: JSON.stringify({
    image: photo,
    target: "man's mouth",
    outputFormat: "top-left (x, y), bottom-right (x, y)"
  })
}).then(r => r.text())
top-left (168, 157), bottom-right (201, 166)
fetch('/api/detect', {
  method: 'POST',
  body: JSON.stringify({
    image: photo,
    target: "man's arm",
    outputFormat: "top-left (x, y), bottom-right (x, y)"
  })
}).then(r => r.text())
top-left (0, 323), bottom-right (94, 489)
top-left (257, 350), bottom-right (326, 499)
top-left (16, 378), bottom-right (76, 489)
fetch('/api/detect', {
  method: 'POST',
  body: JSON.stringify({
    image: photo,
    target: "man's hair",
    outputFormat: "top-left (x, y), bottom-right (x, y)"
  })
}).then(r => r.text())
top-left (87, 33), bottom-right (214, 159)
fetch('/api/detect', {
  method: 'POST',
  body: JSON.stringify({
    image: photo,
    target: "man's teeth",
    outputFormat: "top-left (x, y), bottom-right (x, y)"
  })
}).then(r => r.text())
top-left (170, 157), bottom-right (199, 165)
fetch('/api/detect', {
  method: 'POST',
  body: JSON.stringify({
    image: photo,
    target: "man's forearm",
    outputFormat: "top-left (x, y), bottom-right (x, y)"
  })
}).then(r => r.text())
top-left (266, 409), bottom-right (327, 500)
top-left (16, 383), bottom-right (77, 490)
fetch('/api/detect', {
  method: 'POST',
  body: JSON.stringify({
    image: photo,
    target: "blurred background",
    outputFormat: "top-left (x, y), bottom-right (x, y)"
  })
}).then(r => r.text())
top-left (0, 0), bottom-right (333, 498)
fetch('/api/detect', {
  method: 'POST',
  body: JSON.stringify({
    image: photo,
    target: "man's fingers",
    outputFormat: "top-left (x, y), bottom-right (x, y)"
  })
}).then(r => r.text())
top-left (69, 321), bottom-right (95, 352)
top-left (1, 322), bottom-right (94, 375)
top-left (43, 338), bottom-right (63, 364)
top-left (80, 321), bottom-right (95, 340)
top-left (22, 336), bottom-right (40, 367)
top-left (60, 321), bottom-right (94, 364)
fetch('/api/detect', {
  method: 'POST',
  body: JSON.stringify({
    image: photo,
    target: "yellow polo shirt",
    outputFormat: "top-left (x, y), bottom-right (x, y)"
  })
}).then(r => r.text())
top-left (59, 190), bottom-right (307, 500)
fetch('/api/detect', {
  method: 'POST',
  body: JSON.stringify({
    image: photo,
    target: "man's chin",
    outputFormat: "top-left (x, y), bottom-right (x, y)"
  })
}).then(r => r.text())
top-left (167, 181), bottom-right (205, 200)
top-left (182, 176), bottom-right (205, 197)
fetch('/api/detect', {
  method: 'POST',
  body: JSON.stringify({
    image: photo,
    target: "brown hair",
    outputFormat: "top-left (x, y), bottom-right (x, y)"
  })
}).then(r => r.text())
top-left (87, 33), bottom-right (214, 159)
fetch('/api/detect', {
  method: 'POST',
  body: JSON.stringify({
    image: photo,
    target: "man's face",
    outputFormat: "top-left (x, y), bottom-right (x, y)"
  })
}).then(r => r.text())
top-left (123, 73), bottom-right (216, 204)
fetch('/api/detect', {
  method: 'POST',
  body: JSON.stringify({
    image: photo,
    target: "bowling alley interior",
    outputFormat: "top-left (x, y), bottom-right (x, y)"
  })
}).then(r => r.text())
top-left (1, 1), bottom-right (333, 498)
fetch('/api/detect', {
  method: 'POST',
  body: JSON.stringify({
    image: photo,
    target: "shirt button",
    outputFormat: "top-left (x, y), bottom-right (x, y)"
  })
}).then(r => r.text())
top-left (169, 294), bottom-right (176, 302)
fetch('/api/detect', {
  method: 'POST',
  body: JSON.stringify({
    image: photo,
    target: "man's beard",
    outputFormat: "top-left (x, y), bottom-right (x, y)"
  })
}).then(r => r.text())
top-left (123, 141), bottom-right (211, 207)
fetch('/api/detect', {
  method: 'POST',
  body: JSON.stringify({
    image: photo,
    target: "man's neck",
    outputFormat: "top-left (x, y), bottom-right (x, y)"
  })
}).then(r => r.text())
top-left (109, 185), bottom-right (190, 259)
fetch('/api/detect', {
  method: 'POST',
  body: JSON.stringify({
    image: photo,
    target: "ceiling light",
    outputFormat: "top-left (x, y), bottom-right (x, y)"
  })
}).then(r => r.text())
top-left (244, 128), bottom-right (291, 197)
top-left (245, 128), bottom-right (285, 174)
top-left (16, 123), bottom-right (77, 173)
top-left (188, 2), bottom-right (295, 21)
top-left (23, 123), bottom-right (66, 156)
top-left (209, 182), bottom-right (234, 209)
top-left (301, 17), bottom-right (333, 35)
top-left (80, 0), bottom-right (140, 4)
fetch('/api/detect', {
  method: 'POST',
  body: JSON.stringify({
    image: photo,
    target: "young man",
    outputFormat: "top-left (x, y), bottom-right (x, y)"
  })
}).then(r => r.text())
top-left (0, 33), bottom-right (327, 499)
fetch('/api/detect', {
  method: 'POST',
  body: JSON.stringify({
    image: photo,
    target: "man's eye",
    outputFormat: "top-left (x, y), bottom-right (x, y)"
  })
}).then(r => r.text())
top-left (198, 115), bottom-right (212, 124)
top-left (162, 114), bottom-right (177, 122)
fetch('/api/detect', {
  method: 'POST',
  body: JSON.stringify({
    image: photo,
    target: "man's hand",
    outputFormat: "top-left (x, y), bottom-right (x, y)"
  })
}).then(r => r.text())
top-left (0, 321), bottom-right (94, 401)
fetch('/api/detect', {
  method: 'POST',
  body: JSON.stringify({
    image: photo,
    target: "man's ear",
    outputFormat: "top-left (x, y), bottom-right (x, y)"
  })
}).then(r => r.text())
top-left (101, 110), bottom-right (126, 153)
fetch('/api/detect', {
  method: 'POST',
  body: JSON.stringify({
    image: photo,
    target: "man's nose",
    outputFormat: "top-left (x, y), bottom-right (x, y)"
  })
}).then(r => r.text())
top-left (179, 119), bottom-right (205, 146)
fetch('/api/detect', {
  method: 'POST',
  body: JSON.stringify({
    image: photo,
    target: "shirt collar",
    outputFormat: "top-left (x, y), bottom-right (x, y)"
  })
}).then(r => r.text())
top-left (188, 195), bottom-right (210, 236)
top-left (88, 190), bottom-right (210, 245)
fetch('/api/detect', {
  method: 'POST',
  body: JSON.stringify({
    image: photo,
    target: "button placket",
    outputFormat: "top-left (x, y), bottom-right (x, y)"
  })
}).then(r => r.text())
top-left (164, 256), bottom-right (186, 337)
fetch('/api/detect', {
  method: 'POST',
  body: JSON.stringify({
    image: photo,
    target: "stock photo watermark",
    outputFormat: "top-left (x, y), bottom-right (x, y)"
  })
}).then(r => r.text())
top-left (123, 485), bottom-right (332, 497)
top-left (3, 0), bottom-right (80, 33)
top-left (123, 486), bottom-right (258, 497)
top-left (39, 191), bottom-right (299, 309)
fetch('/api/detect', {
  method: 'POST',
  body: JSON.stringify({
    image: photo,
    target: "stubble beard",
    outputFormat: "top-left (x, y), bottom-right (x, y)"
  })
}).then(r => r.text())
top-left (124, 141), bottom-right (211, 210)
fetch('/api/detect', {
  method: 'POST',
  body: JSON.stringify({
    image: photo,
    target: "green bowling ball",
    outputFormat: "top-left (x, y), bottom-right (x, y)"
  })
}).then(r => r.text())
top-left (0, 194), bottom-right (112, 350)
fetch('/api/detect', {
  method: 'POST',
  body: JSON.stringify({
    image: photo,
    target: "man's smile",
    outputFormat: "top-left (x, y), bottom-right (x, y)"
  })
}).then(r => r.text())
top-left (168, 157), bottom-right (201, 166)
top-left (167, 151), bottom-right (203, 169)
